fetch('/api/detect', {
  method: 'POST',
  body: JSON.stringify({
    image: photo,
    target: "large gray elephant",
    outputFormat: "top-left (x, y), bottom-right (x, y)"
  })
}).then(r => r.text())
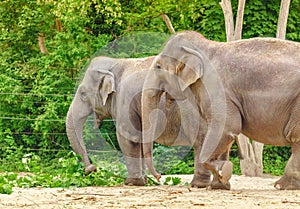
top-left (66, 55), bottom-right (211, 187)
top-left (141, 30), bottom-right (300, 190)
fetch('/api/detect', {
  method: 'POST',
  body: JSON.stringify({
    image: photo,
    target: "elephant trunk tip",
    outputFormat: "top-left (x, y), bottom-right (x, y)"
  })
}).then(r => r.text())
top-left (154, 173), bottom-right (162, 181)
top-left (84, 164), bottom-right (97, 175)
top-left (148, 164), bottom-right (161, 182)
top-left (144, 154), bottom-right (161, 182)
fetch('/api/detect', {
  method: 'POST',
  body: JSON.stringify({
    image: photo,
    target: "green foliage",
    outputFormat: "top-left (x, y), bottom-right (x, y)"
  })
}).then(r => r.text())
top-left (0, 151), bottom-right (126, 194)
top-left (286, 0), bottom-right (300, 41)
top-left (0, 174), bottom-right (15, 194)
top-left (0, 0), bottom-right (113, 157)
top-left (243, 0), bottom-right (280, 38)
top-left (262, 145), bottom-right (290, 175)
top-left (153, 144), bottom-right (194, 175)
top-left (92, 31), bottom-right (170, 59)
top-left (163, 176), bottom-right (182, 186)
top-left (230, 156), bottom-right (242, 175)
top-left (228, 143), bottom-right (291, 176)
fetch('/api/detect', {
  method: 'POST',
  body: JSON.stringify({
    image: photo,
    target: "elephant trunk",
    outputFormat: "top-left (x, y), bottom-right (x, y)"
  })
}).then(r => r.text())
top-left (141, 88), bottom-right (163, 181)
top-left (143, 149), bottom-right (161, 181)
top-left (66, 103), bottom-right (96, 174)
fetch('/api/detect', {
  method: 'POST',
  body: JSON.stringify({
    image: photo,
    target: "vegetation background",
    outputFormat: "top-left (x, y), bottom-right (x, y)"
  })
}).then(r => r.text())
top-left (0, 0), bottom-right (299, 194)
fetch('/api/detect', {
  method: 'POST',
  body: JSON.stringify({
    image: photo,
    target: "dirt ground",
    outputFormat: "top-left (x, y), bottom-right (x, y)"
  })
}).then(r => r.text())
top-left (1, 175), bottom-right (300, 209)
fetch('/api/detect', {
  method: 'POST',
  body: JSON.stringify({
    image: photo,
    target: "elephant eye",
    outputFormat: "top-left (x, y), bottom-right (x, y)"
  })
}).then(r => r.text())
top-left (80, 91), bottom-right (88, 102)
top-left (156, 64), bottom-right (161, 69)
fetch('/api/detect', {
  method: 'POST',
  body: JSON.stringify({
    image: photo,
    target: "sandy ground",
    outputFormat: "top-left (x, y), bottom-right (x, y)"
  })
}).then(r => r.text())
top-left (1, 175), bottom-right (300, 209)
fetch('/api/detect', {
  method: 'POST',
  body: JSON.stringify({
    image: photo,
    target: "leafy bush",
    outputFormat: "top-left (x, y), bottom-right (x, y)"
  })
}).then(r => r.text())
top-left (153, 144), bottom-right (194, 175)
top-left (0, 151), bottom-right (126, 194)
top-left (262, 145), bottom-right (290, 176)
top-left (152, 142), bottom-right (290, 177)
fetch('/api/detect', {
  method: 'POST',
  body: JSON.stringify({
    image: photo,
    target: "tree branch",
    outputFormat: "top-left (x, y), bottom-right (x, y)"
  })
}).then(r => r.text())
top-left (161, 14), bottom-right (175, 34)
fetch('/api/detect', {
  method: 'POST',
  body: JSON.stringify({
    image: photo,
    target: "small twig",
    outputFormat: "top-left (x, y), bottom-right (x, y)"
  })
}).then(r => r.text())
top-left (282, 200), bottom-right (300, 204)
top-left (18, 194), bottom-right (40, 207)
top-left (71, 193), bottom-right (115, 196)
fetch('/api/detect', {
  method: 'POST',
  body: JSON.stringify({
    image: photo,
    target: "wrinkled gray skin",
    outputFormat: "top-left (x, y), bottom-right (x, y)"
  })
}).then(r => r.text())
top-left (142, 30), bottom-right (300, 190)
top-left (66, 56), bottom-right (211, 187)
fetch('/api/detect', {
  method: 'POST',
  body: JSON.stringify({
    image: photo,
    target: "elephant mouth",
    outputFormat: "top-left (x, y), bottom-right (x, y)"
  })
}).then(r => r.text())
top-left (93, 112), bottom-right (104, 129)
top-left (165, 94), bottom-right (186, 102)
top-left (164, 90), bottom-right (186, 101)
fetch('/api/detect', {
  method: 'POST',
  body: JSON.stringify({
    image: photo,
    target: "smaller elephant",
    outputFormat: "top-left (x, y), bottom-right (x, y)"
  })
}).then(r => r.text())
top-left (66, 55), bottom-right (211, 187)
top-left (141, 30), bottom-right (300, 190)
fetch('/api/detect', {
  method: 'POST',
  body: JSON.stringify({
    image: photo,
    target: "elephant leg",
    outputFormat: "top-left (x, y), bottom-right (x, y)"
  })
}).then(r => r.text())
top-left (191, 145), bottom-right (211, 188)
top-left (202, 134), bottom-right (235, 190)
top-left (117, 133), bottom-right (146, 186)
top-left (275, 102), bottom-right (300, 190)
top-left (123, 155), bottom-right (147, 186)
top-left (191, 132), bottom-right (232, 189)
top-left (275, 142), bottom-right (300, 190)
top-left (200, 105), bottom-right (241, 190)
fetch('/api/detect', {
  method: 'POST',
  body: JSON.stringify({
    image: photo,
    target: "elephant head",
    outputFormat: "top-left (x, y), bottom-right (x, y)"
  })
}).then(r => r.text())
top-left (141, 34), bottom-right (204, 167)
top-left (142, 32), bottom-right (227, 179)
top-left (66, 57), bottom-right (116, 174)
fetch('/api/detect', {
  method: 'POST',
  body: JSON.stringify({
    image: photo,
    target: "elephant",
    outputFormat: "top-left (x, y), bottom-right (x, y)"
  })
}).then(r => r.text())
top-left (141, 30), bottom-right (300, 190)
top-left (65, 55), bottom-right (211, 187)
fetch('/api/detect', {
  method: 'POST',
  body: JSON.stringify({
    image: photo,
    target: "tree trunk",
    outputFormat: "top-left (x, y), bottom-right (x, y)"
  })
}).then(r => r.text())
top-left (220, 0), bottom-right (264, 177)
top-left (219, 0), bottom-right (235, 42)
top-left (55, 19), bottom-right (62, 32)
top-left (234, 0), bottom-right (246, 40)
top-left (38, 33), bottom-right (48, 54)
top-left (236, 134), bottom-right (263, 176)
top-left (276, 0), bottom-right (291, 39)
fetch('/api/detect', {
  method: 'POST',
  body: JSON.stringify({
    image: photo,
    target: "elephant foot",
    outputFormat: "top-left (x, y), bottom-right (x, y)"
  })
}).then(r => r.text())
top-left (218, 161), bottom-right (233, 184)
top-left (203, 160), bottom-right (232, 185)
top-left (125, 177), bottom-right (147, 186)
top-left (274, 174), bottom-right (300, 190)
top-left (85, 164), bottom-right (97, 175)
top-left (191, 174), bottom-right (211, 188)
top-left (208, 178), bottom-right (231, 190)
top-left (203, 160), bottom-right (232, 190)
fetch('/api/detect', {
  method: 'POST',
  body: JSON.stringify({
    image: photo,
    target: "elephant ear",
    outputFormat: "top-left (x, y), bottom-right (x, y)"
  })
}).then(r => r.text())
top-left (98, 71), bottom-right (116, 105)
top-left (176, 46), bottom-right (204, 91)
